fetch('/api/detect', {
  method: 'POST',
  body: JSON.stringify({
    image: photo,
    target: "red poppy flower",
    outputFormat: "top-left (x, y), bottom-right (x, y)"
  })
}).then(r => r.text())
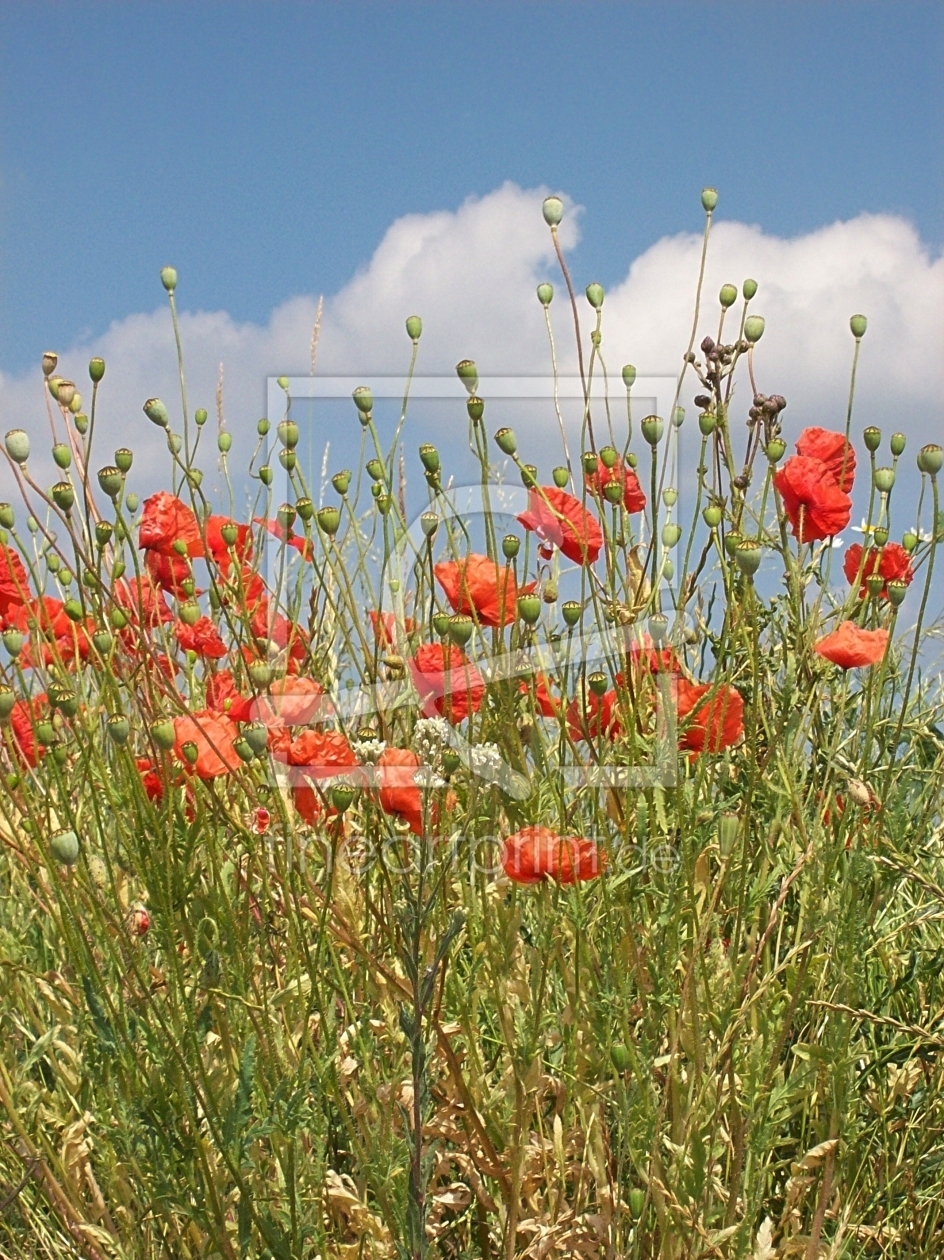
top-left (773, 455), bottom-right (852, 542)
top-left (115, 576), bottom-right (173, 626)
top-left (369, 610), bottom-right (415, 647)
top-left (626, 633), bottom-right (680, 675)
top-left (519, 675), bottom-right (561, 718)
top-left (249, 606), bottom-right (308, 664)
top-left (254, 517), bottom-right (314, 560)
top-left (136, 758), bottom-right (166, 802)
top-left (138, 491), bottom-right (204, 557)
top-left (409, 643), bottom-right (485, 723)
top-left (11, 598), bottom-right (94, 669)
top-left (501, 826), bottom-right (604, 884)
top-left (204, 516), bottom-right (253, 566)
top-left (377, 747), bottom-right (426, 834)
top-left (814, 621), bottom-right (889, 668)
top-left (173, 709), bottom-right (241, 778)
top-left (795, 428), bottom-right (856, 494)
top-left (566, 688), bottom-right (620, 742)
top-left (434, 553), bottom-right (535, 628)
top-left (0, 544), bottom-right (30, 625)
top-left (292, 782), bottom-right (323, 826)
top-left (517, 486), bottom-right (603, 565)
top-left (675, 679), bottom-right (744, 754)
top-left (585, 457), bottom-right (647, 513)
top-left (286, 728), bottom-right (359, 779)
top-left (250, 674), bottom-right (325, 728)
top-left (145, 548), bottom-right (193, 597)
top-left (842, 543), bottom-right (914, 601)
top-left (174, 616), bottom-right (227, 659)
top-left (8, 694), bottom-right (48, 766)
top-left (205, 669), bottom-right (252, 722)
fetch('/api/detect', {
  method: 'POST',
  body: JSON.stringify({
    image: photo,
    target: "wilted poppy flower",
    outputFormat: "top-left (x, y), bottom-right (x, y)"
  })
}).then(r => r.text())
top-left (0, 544), bottom-right (30, 625)
top-left (842, 543), bottom-right (914, 601)
top-left (173, 709), bottom-right (241, 778)
top-left (434, 553), bottom-right (535, 628)
top-left (795, 427), bottom-right (856, 493)
top-left (675, 679), bottom-right (744, 754)
top-left (251, 675), bottom-right (325, 727)
top-left (286, 728), bottom-right (358, 780)
top-left (566, 688), bottom-right (620, 742)
top-left (174, 616), bottom-right (227, 659)
top-left (585, 457), bottom-right (647, 513)
top-left (518, 486), bottom-right (603, 565)
top-left (369, 610), bottom-right (415, 647)
top-left (773, 455), bottom-right (852, 542)
top-left (138, 491), bottom-right (204, 557)
top-left (814, 621), bottom-right (889, 668)
top-left (501, 826), bottom-right (604, 884)
top-left (409, 643), bottom-right (485, 723)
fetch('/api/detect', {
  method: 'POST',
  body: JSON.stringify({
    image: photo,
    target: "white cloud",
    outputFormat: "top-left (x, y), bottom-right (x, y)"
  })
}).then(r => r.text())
top-left (1, 181), bottom-right (941, 504)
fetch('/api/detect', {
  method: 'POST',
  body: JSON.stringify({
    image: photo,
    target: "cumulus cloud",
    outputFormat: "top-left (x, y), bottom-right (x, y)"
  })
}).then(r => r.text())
top-left (1, 180), bottom-right (941, 502)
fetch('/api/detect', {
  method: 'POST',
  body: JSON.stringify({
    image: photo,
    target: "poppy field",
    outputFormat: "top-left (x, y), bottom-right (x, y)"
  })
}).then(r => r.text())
top-left (1, 191), bottom-right (943, 1259)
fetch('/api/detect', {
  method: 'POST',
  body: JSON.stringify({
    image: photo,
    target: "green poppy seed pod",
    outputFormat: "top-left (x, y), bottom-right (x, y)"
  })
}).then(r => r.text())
top-left (48, 375), bottom-right (64, 400)
top-left (561, 601), bottom-right (582, 627)
top-left (366, 458), bottom-right (384, 482)
top-left (3, 629), bottom-right (24, 656)
top-left (440, 748), bottom-right (461, 777)
top-left (295, 497), bottom-right (314, 523)
top-left (35, 720), bottom-right (57, 746)
top-left (405, 314), bottom-right (423, 341)
top-left (622, 364), bottom-right (636, 389)
top-left (109, 607), bottom-right (129, 630)
top-left (542, 578), bottom-right (558, 603)
top-left (5, 430), bottom-right (30, 464)
top-left (517, 594), bottom-right (542, 625)
top-left (370, 482), bottom-right (383, 500)
top-left (587, 671), bottom-right (608, 697)
top-left (598, 445), bottom-right (619, 469)
top-left (316, 506), bottom-right (341, 535)
top-left (46, 550), bottom-right (61, 573)
top-left (257, 417), bottom-right (270, 436)
top-left (167, 433), bottom-right (183, 455)
top-left (194, 408), bottom-right (208, 427)
top-left (701, 187), bottom-right (718, 213)
top-left (178, 601), bottom-right (201, 627)
top-left (259, 465), bottom-right (273, 486)
top-left (537, 282), bottom-right (554, 306)
top-left (330, 783), bottom-right (356, 813)
top-left (765, 438), bottom-right (787, 463)
top-left (249, 661), bottom-right (275, 689)
top-left (719, 283), bottom-right (738, 308)
top-left (376, 493), bottom-right (393, 515)
top-left (850, 313), bottom-right (868, 339)
top-left (218, 431), bottom-right (232, 454)
top-left (419, 444), bottom-right (440, 474)
top-left (887, 579), bottom-right (908, 607)
top-left (67, 392), bottom-right (83, 416)
top-left (87, 356), bottom-right (106, 384)
top-left (661, 522), bottom-right (682, 548)
top-left (641, 415), bottom-right (664, 445)
top-left (663, 488), bottom-right (678, 508)
top-left (863, 426), bottom-right (881, 452)
top-left (94, 467), bottom-right (120, 500)
top-left (242, 721), bottom-right (268, 756)
top-left (627, 1187), bottom-right (647, 1220)
top-left (586, 282), bottom-right (604, 310)
top-left (112, 556), bottom-right (126, 577)
top-left (873, 466), bottom-right (895, 493)
top-left (143, 398), bottom-right (169, 428)
top-left (742, 278), bottom-right (758, 300)
top-left (180, 577), bottom-right (196, 598)
top-left (698, 412), bottom-right (717, 436)
top-left (432, 612), bottom-right (451, 638)
top-left (150, 719), bottom-right (176, 751)
top-left (502, 534), bottom-right (520, 560)
top-left (901, 531), bottom-right (918, 554)
top-left (106, 714), bottom-right (130, 745)
top-left (582, 451), bottom-right (598, 475)
top-left (173, 539), bottom-right (189, 558)
top-left (277, 503), bottom-right (296, 531)
top-left (918, 444), bottom-right (943, 475)
top-left (92, 630), bottom-right (113, 654)
top-left (51, 482), bottom-right (75, 512)
top-left (448, 614), bottom-right (474, 647)
top-left (179, 740), bottom-right (199, 766)
top-left (50, 828), bottom-right (80, 866)
top-left (672, 406), bottom-right (685, 429)
top-left (734, 540), bottom-right (762, 576)
top-left (744, 315), bottom-right (765, 344)
top-left (0, 686), bottom-right (14, 720)
top-left (549, 465), bottom-right (568, 488)
top-left (51, 745), bottom-right (68, 767)
top-left (626, 451), bottom-right (638, 468)
top-left (277, 419), bottom-right (299, 449)
top-left (75, 410), bottom-right (90, 434)
top-left (865, 572), bottom-right (885, 596)
top-left (278, 448), bottom-right (296, 472)
top-left (52, 443), bottom-right (72, 470)
top-left (648, 613), bottom-right (668, 644)
top-left (331, 469), bottom-right (352, 496)
top-left (456, 359), bottom-right (478, 395)
top-left (160, 266), bottom-right (177, 292)
top-left (520, 464), bottom-right (538, 489)
top-left (703, 503), bottom-right (723, 528)
top-left (542, 196), bottom-right (563, 227)
top-left (234, 737), bottom-right (255, 764)
top-left (218, 521), bottom-right (239, 547)
top-left (63, 598), bottom-right (83, 621)
top-left (603, 481), bottom-right (622, 504)
top-left (873, 526), bottom-right (889, 547)
top-left (0, 504), bottom-right (13, 528)
top-left (42, 351), bottom-right (58, 377)
top-left (420, 511), bottom-right (439, 537)
top-left (889, 432), bottom-right (906, 457)
top-left (56, 380), bottom-right (76, 408)
top-left (276, 376), bottom-right (289, 392)
top-left (723, 530), bottom-right (742, 557)
top-left (466, 395), bottom-right (484, 422)
top-left (611, 1044), bottom-right (631, 1073)
top-left (494, 427), bottom-right (517, 456)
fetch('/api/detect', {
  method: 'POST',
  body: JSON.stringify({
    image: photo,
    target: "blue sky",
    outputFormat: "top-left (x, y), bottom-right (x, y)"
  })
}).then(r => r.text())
top-left (1, 0), bottom-right (942, 377)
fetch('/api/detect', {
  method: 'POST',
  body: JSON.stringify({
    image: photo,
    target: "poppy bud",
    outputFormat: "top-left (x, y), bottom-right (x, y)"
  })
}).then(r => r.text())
top-left (277, 503), bottom-right (296, 531)
top-left (193, 408), bottom-right (208, 428)
top-left (257, 418), bottom-right (270, 436)
top-left (0, 687), bottom-right (14, 720)
top-left (110, 607), bottom-right (129, 629)
top-left (278, 420), bottom-right (299, 449)
top-left (456, 359), bottom-right (478, 395)
top-left (561, 601), bottom-right (582, 627)
top-left (371, 482), bottom-right (383, 500)
top-left (178, 601), bottom-right (201, 627)
top-left (180, 740), bottom-right (199, 766)
top-left (278, 448), bottom-right (296, 472)
top-left (887, 579), bottom-right (908, 607)
top-left (626, 451), bottom-right (639, 468)
top-left (98, 467), bottom-right (123, 498)
top-left (744, 316), bottom-right (765, 344)
top-left (520, 464), bottom-right (538, 489)
top-left (698, 412), bottom-right (716, 436)
top-left (718, 813), bottom-right (738, 856)
top-left (703, 503), bottom-right (722, 528)
top-left (588, 671), bottom-right (607, 697)
top-left (641, 415), bottom-right (664, 445)
top-left (5, 430), bottom-right (30, 464)
top-left (622, 364), bottom-right (636, 389)
top-left (0, 504), bottom-right (12, 528)
top-left (259, 465), bottom-right (273, 486)
top-left (467, 395), bottom-right (484, 422)
top-left (494, 427), bottom-right (517, 455)
top-left (419, 444), bottom-right (440, 473)
top-left (448, 614), bottom-right (474, 647)
top-left (661, 523), bottom-right (682, 548)
top-left (52, 482), bottom-right (75, 512)
top-left (766, 438), bottom-right (786, 463)
top-left (537, 282), bottom-right (553, 306)
top-left (502, 534), bottom-right (520, 560)
top-left (432, 612), bottom-right (451, 638)
top-left (420, 511), bottom-right (438, 537)
top-left (542, 196), bottom-right (563, 226)
top-left (42, 351), bottom-right (59, 377)
top-left (317, 506), bottom-right (341, 535)
top-left (218, 431), bottom-right (232, 453)
top-left (143, 398), bottom-right (169, 428)
top-left (517, 594), bottom-right (541, 625)
top-left (366, 458), bottom-right (385, 482)
top-left (107, 714), bottom-right (130, 745)
top-left (604, 481), bottom-right (622, 504)
top-left (277, 376), bottom-right (289, 392)
top-left (332, 469), bottom-right (351, 495)
top-left (92, 630), bottom-right (113, 654)
top-left (849, 313), bottom-right (868, 339)
top-left (901, 531), bottom-right (918, 553)
top-left (552, 466), bottom-right (569, 488)
top-left (3, 629), bottom-right (23, 656)
top-left (648, 613), bottom-right (668, 643)
top-left (719, 283), bottom-right (738, 308)
top-left (672, 407), bottom-right (685, 429)
top-left (50, 828), bottom-right (80, 866)
top-left (742, 278), bottom-right (758, 300)
top-left (160, 266), bottom-right (177, 292)
top-left (46, 550), bottom-right (61, 573)
top-left (611, 1044), bottom-right (632, 1073)
top-left (586, 282), bottom-right (604, 310)
top-left (64, 598), bottom-right (83, 621)
top-left (917, 444), bottom-right (943, 475)
top-left (701, 187), bottom-right (718, 212)
top-left (873, 527), bottom-right (889, 547)
top-left (873, 467), bottom-right (895, 493)
top-left (734, 540), bottom-right (762, 576)
top-left (352, 387), bottom-right (373, 423)
top-left (723, 530), bottom-right (742, 557)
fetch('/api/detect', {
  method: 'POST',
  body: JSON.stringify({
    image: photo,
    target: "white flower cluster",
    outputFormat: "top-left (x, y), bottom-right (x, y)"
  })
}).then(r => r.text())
top-left (467, 742), bottom-right (503, 777)
top-left (412, 767), bottom-right (447, 789)
top-left (412, 716), bottom-right (452, 764)
top-left (351, 738), bottom-right (386, 764)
